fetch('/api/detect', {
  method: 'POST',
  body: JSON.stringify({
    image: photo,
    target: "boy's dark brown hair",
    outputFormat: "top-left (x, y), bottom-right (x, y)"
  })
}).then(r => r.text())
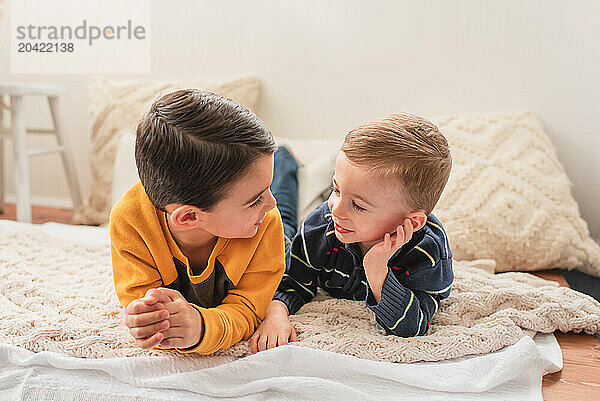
top-left (341, 113), bottom-right (452, 216)
top-left (135, 89), bottom-right (276, 211)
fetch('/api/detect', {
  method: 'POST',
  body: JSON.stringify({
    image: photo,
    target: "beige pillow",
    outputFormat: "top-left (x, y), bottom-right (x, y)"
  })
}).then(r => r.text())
top-left (74, 76), bottom-right (260, 225)
top-left (432, 111), bottom-right (600, 276)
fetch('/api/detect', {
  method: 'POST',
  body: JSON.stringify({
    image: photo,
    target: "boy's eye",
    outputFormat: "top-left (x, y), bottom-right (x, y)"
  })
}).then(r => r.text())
top-left (249, 196), bottom-right (264, 208)
top-left (352, 201), bottom-right (366, 212)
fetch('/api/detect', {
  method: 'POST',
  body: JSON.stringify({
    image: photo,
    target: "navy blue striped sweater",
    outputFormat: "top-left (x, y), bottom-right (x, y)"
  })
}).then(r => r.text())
top-left (273, 202), bottom-right (454, 337)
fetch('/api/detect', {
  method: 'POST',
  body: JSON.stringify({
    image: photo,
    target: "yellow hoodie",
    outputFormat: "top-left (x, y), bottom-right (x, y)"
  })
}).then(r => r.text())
top-left (109, 182), bottom-right (285, 355)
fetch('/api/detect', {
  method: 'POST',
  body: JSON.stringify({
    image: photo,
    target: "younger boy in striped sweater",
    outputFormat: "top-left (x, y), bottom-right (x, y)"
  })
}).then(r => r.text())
top-left (250, 113), bottom-right (454, 352)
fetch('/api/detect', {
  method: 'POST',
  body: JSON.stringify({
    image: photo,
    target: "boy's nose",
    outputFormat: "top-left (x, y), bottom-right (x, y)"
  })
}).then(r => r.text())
top-left (265, 189), bottom-right (277, 210)
top-left (329, 197), bottom-right (347, 220)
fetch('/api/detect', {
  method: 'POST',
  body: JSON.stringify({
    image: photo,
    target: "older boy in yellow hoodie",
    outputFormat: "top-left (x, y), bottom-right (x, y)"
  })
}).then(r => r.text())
top-left (110, 89), bottom-right (285, 354)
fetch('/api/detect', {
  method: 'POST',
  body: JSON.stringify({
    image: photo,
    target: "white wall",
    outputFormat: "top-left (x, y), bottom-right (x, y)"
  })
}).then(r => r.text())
top-left (1, 0), bottom-right (599, 240)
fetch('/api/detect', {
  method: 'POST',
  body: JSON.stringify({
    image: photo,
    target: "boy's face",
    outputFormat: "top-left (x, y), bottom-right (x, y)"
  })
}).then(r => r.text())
top-left (200, 153), bottom-right (277, 238)
top-left (327, 151), bottom-right (413, 246)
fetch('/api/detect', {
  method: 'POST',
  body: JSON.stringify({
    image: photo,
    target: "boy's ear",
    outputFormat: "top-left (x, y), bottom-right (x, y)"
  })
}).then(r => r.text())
top-left (168, 205), bottom-right (204, 228)
top-left (407, 211), bottom-right (428, 232)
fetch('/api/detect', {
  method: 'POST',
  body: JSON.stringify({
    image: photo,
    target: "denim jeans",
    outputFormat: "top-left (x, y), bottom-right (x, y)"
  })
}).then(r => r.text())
top-left (271, 146), bottom-right (299, 252)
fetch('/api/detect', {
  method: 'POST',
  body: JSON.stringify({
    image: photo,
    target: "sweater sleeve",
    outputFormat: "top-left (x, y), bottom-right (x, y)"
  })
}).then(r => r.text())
top-left (365, 235), bottom-right (453, 337)
top-left (178, 209), bottom-right (286, 355)
top-left (110, 210), bottom-right (165, 309)
top-left (273, 203), bottom-right (330, 315)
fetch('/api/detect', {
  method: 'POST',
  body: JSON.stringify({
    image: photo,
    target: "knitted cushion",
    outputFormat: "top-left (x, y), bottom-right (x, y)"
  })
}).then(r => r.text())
top-left (74, 76), bottom-right (260, 225)
top-left (431, 111), bottom-right (600, 276)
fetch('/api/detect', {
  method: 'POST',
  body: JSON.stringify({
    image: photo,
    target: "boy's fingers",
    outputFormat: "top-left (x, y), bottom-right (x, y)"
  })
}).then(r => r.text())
top-left (126, 308), bottom-right (169, 328)
top-left (162, 304), bottom-right (194, 324)
top-left (126, 299), bottom-right (164, 315)
top-left (266, 335), bottom-right (277, 350)
top-left (154, 287), bottom-right (185, 302)
top-left (248, 333), bottom-right (259, 353)
top-left (278, 333), bottom-right (289, 346)
top-left (158, 326), bottom-right (185, 339)
top-left (391, 225), bottom-right (403, 248)
top-left (258, 334), bottom-right (269, 352)
top-left (144, 288), bottom-right (173, 305)
top-left (405, 219), bottom-right (413, 240)
top-left (397, 225), bottom-right (405, 242)
top-left (131, 319), bottom-right (170, 339)
top-left (162, 299), bottom-right (195, 318)
top-left (136, 331), bottom-right (164, 349)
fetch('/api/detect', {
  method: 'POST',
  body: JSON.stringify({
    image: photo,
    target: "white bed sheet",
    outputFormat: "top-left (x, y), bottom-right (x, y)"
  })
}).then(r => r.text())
top-left (0, 220), bottom-right (563, 401)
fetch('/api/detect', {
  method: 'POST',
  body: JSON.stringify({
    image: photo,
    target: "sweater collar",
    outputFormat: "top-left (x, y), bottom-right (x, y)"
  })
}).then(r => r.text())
top-left (158, 210), bottom-right (229, 282)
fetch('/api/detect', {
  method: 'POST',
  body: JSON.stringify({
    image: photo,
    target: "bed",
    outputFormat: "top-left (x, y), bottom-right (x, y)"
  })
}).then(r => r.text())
top-left (2, 79), bottom-right (600, 401)
top-left (0, 219), bottom-right (566, 401)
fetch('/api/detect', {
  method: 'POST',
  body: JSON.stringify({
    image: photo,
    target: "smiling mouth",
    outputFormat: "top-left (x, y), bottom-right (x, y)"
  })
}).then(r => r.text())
top-left (334, 222), bottom-right (353, 234)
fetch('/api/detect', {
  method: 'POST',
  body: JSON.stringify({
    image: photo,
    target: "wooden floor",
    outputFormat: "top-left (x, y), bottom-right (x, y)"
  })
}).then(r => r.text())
top-left (0, 203), bottom-right (75, 224)
top-left (533, 271), bottom-right (600, 400)
top-left (1, 203), bottom-right (599, 400)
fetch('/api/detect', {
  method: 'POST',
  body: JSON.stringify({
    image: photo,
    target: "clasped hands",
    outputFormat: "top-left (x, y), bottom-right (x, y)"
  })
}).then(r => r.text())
top-left (125, 287), bottom-right (204, 349)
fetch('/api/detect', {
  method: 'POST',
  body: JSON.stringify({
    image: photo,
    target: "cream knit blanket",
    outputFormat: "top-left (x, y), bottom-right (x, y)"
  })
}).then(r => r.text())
top-left (1, 229), bottom-right (599, 364)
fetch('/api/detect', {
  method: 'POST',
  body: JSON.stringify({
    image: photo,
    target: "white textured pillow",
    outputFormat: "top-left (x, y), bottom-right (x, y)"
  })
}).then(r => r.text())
top-left (432, 111), bottom-right (600, 276)
top-left (75, 76), bottom-right (260, 225)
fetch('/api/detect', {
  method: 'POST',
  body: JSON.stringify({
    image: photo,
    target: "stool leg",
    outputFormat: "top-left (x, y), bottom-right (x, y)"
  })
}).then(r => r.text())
top-left (48, 96), bottom-right (82, 210)
top-left (0, 95), bottom-right (4, 214)
top-left (11, 95), bottom-right (32, 223)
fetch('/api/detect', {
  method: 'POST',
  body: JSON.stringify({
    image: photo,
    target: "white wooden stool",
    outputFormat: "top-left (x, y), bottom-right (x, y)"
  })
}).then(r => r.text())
top-left (0, 83), bottom-right (82, 222)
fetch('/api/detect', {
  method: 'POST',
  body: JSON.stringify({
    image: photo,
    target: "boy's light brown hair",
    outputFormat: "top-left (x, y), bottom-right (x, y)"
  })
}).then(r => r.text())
top-left (341, 113), bottom-right (452, 216)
